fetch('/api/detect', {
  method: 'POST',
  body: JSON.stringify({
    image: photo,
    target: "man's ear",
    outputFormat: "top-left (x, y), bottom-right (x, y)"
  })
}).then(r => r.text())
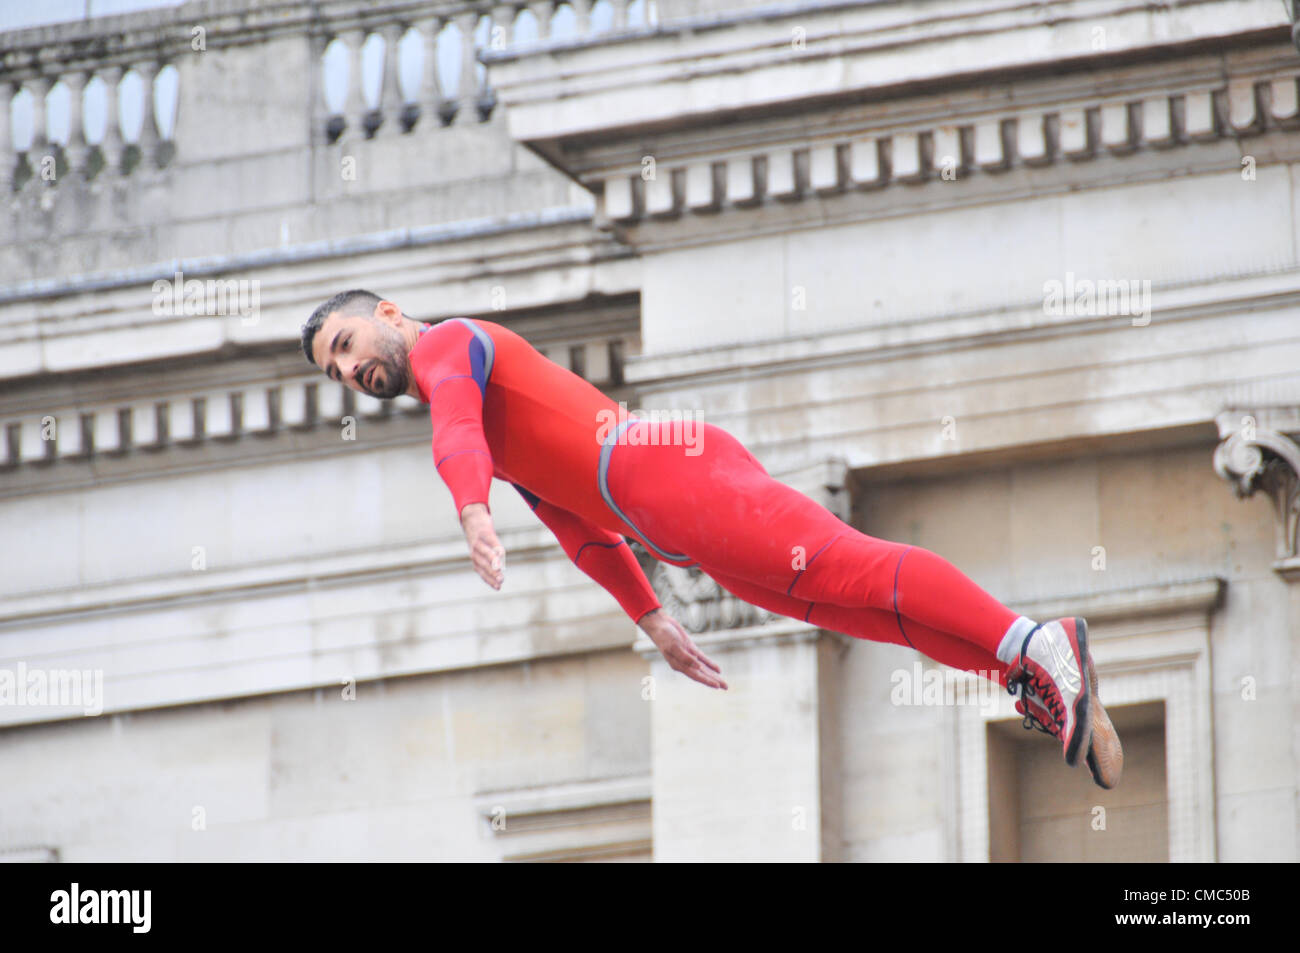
top-left (375, 300), bottom-right (404, 327)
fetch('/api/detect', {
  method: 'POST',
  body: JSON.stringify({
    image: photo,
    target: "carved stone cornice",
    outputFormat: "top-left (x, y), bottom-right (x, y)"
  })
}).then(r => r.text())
top-left (487, 0), bottom-right (1291, 148)
top-left (1213, 406), bottom-right (1300, 572)
top-left (584, 63), bottom-right (1300, 244)
top-left (486, 0), bottom-right (1295, 244)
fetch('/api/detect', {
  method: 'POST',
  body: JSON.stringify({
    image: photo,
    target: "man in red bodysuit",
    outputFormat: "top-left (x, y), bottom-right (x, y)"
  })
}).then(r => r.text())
top-left (302, 290), bottom-right (1124, 789)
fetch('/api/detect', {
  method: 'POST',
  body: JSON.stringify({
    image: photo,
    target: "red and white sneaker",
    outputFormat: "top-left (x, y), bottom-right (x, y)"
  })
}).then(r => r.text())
top-left (1005, 618), bottom-right (1092, 767)
top-left (1017, 653), bottom-right (1122, 788)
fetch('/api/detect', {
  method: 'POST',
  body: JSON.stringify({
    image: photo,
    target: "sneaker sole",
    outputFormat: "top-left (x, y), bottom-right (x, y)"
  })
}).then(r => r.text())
top-left (1064, 617), bottom-right (1092, 768)
top-left (1084, 655), bottom-right (1124, 789)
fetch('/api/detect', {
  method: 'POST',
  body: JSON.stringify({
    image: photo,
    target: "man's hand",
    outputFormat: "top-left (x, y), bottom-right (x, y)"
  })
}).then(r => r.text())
top-left (460, 502), bottom-right (505, 589)
top-left (638, 609), bottom-right (728, 690)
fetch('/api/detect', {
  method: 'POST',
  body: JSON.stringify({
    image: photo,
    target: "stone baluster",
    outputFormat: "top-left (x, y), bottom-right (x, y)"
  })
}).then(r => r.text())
top-left (136, 60), bottom-right (161, 168)
top-left (379, 22), bottom-right (406, 136)
top-left (99, 65), bottom-right (126, 174)
top-left (311, 32), bottom-right (333, 143)
top-left (490, 5), bottom-right (515, 52)
top-left (342, 28), bottom-right (369, 140)
top-left (64, 70), bottom-right (90, 176)
top-left (28, 76), bottom-right (52, 160)
top-left (571, 0), bottom-right (592, 34)
top-left (0, 81), bottom-right (12, 193)
top-left (453, 11), bottom-right (480, 124)
top-left (612, 0), bottom-right (629, 31)
top-left (526, 0), bottom-right (552, 40)
top-left (420, 16), bottom-right (446, 127)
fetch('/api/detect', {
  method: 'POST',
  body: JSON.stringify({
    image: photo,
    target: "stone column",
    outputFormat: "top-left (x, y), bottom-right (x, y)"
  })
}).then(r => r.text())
top-left (136, 60), bottom-right (161, 168)
top-left (0, 81), bottom-right (13, 193)
top-left (28, 76), bottom-right (52, 162)
top-left (570, 0), bottom-right (591, 34)
top-left (490, 5), bottom-right (515, 50)
top-left (378, 22), bottom-right (406, 137)
top-left (452, 12), bottom-right (480, 126)
top-left (611, 0), bottom-right (629, 30)
top-left (1213, 405), bottom-right (1300, 851)
top-left (98, 65), bottom-right (126, 175)
top-left (342, 28), bottom-right (369, 141)
top-left (633, 453), bottom-right (851, 861)
top-left (636, 616), bottom-right (846, 861)
top-left (64, 71), bottom-right (90, 176)
top-left (419, 16), bottom-right (446, 128)
top-left (310, 32), bottom-right (332, 145)
top-left (526, 0), bottom-right (552, 40)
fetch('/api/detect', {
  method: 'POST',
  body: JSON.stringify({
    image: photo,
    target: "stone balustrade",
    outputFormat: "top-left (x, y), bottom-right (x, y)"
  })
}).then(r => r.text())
top-left (0, 0), bottom-right (660, 193)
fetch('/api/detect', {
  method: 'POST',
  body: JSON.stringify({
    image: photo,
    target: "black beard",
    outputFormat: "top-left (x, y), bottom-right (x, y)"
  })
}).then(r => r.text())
top-left (367, 330), bottom-right (411, 399)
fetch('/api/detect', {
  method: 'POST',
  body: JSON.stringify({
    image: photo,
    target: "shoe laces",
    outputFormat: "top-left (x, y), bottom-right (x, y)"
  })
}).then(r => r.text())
top-left (1005, 625), bottom-right (1066, 736)
top-left (1008, 671), bottom-right (1059, 735)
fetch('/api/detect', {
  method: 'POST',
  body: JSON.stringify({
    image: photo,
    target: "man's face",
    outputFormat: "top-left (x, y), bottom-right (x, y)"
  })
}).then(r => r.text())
top-left (311, 307), bottom-right (410, 400)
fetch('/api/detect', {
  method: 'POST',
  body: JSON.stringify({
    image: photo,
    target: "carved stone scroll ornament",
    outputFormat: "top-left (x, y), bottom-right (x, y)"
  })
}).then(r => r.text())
top-left (1213, 412), bottom-right (1300, 561)
top-left (630, 542), bottom-right (774, 633)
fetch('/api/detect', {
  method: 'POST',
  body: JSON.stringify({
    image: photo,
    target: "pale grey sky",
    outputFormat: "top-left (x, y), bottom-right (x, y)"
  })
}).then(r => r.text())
top-left (0, 0), bottom-right (186, 33)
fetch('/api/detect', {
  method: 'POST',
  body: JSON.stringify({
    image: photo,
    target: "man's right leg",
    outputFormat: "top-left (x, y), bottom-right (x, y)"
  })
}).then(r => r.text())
top-left (698, 563), bottom-right (1012, 689)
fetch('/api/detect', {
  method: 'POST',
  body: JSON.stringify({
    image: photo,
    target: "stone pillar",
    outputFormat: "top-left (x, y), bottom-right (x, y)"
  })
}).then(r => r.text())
top-left (136, 60), bottom-right (161, 168)
top-left (635, 608), bottom-right (847, 861)
top-left (453, 12), bottom-right (480, 126)
top-left (1213, 405), bottom-right (1300, 852)
top-left (310, 32), bottom-right (332, 144)
top-left (379, 22), bottom-right (406, 137)
top-left (64, 71), bottom-right (90, 176)
top-left (28, 76), bottom-right (51, 160)
top-left (526, 1), bottom-right (552, 40)
top-left (570, 0), bottom-right (591, 34)
top-left (342, 28), bottom-right (369, 141)
top-left (419, 16), bottom-right (446, 128)
top-left (490, 6), bottom-right (515, 50)
top-left (98, 65), bottom-right (126, 175)
top-left (633, 452), bottom-right (851, 861)
top-left (0, 81), bottom-right (12, 193)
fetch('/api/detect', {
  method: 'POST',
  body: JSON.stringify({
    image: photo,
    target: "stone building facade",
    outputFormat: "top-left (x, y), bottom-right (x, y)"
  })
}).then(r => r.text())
top-left (0, 0), bottom-right (1297, 861)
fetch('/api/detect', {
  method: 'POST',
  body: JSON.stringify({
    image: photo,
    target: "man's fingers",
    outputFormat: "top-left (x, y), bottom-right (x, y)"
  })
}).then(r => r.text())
top-left (654, 621), bottom-right (727, 689)
top-left (668, 649), bottom-right (727, 690)
top-left (687, 644), bottom-right (722, 673)
top-left (475, 560), bottom-right (501, 589)
top-left (686, 661), bottom-right (727, 690)
top-left (669, 620), bottom-right (722, 670)
top-left (670, 624), bottom-right (722, 674)
top-left (691, 657), bottom-right (727, 689)
top-left (470, 538), bottom-right (505, 589)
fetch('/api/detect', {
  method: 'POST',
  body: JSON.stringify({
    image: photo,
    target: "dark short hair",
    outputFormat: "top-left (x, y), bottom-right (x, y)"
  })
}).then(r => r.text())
top-left (301, 289), bottom-right (384, 366)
